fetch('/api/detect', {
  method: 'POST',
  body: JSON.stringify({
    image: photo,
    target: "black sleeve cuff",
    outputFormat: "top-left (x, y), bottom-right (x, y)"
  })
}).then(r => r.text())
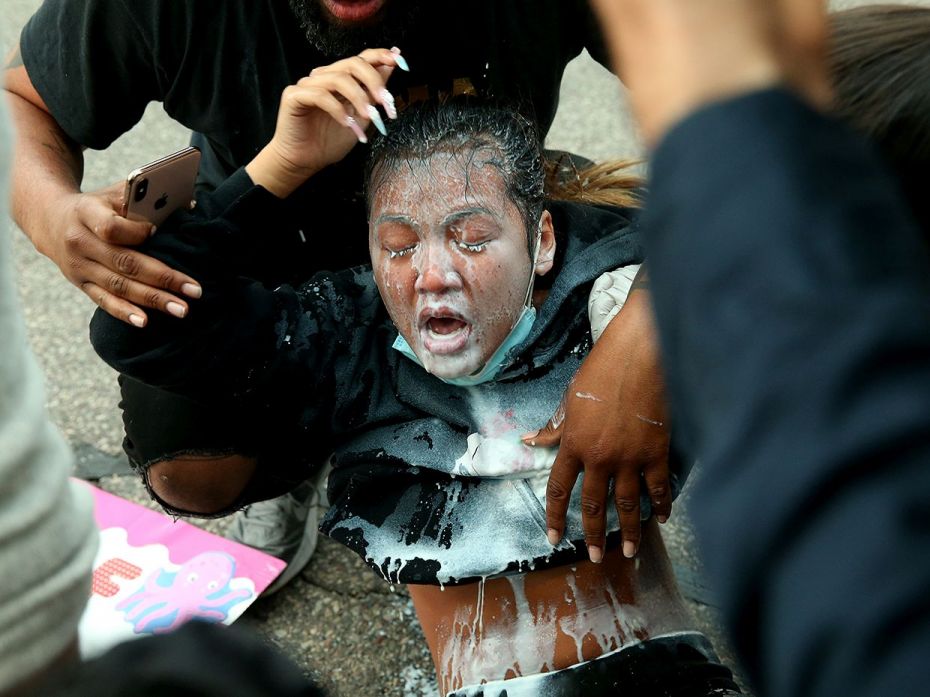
top-left (193, 167), bottom-right (281, 222)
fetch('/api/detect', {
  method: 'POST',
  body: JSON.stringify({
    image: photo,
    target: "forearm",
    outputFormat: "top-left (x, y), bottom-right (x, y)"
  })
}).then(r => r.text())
top-left (9, 100), bottom-right (83, 250)
top-left (590, 0), bottom-right (830, 147)
top-left (592, 282), bottom-right (664, 409)
top-left (3, 88), bottom-right (84, 253)
top-left (245, 144), bottom-right (322, 200)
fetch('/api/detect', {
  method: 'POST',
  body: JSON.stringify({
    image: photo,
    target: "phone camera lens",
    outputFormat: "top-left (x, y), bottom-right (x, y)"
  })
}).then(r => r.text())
top-left (134, 178), bottom-right (149, 202)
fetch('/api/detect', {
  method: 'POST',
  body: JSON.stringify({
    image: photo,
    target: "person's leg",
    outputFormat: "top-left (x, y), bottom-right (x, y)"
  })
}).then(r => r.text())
top-left (145, 454), bottom-right (257, 515)
top-left (118, 375), bottom-right (320, 591)
top-left (119, 375), bottom-right (274, 515)
top-left (409, 519), bottom-right (736, 695)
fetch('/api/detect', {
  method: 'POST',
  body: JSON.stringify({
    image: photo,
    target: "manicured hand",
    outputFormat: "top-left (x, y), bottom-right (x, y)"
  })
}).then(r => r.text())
top-left (42, 182), bottom-right (202, 327)
top-left (247, 47), bottom-right (409, 198)
top-left (524, 287), bottom-right (670, 562)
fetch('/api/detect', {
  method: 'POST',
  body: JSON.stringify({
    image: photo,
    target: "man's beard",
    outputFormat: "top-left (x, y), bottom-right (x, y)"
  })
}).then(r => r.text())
top-left (288, 0), bottom-right (423, 59)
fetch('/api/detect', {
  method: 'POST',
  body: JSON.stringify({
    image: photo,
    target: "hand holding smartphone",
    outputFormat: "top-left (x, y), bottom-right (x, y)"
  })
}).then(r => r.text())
top-left (120, 146), bottom-right (201, 226)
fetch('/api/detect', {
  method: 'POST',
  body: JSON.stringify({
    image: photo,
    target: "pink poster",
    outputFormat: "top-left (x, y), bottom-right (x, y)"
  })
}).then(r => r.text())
top-left (76, 480), bottom-right (285, 658)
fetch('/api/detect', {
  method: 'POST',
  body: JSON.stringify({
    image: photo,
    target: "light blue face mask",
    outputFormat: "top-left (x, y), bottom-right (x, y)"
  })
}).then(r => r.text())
top-left (392, 228), bottom-right (542, 386)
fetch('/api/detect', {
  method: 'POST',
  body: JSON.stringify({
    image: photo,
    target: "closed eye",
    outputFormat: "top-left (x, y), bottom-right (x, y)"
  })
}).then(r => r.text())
top-left (456, 240), bottom-right (488, 253)
top-left (375, 219), bottom-right (419, 259)
top-left (388, 244), bottom-right (418, 259)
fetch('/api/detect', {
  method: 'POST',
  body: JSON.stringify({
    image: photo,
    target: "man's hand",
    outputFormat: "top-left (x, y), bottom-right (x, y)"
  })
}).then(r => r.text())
top-left (591, 0), bottom-right (831, 145)
top-left (247, 47), bottom-right (407, 198)
top-left (5, 50), bottom-right (202, 327)
top-left (38, 182), bottom-right (203, 327)
top-left (525, 284), bottom-right (670, 562)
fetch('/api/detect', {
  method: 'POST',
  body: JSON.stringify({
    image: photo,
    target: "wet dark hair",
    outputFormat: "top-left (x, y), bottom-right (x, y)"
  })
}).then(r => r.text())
top-left (830, 4), bottom-right (930, 234)
top-left (366, 99), bottom-right (547, 246)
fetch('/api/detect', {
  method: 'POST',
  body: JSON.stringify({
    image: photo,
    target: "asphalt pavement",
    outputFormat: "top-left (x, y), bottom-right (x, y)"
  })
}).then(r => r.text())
top-left (3, 0), bottom-right (920, 694)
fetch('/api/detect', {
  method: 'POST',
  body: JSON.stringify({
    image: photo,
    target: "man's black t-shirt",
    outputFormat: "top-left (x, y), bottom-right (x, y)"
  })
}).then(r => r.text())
top-left (21, 0), bottom-right (608, 281)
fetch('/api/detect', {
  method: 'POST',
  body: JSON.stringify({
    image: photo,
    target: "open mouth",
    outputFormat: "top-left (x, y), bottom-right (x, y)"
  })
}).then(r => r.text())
top-left (419, 309), bottom-right (471, 355)
top-left (320, 0), bottom-right (386, 24)
top-left (428, 317), bottom-right (467, 335)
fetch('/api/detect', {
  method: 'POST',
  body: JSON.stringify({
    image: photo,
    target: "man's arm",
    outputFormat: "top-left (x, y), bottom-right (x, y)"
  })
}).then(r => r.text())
top-left (3, 47), bottom-right (83, 239)
top-left (5, 0), bottom-right (405, 325)
top-left (529, 263), bottom-right (672, 563)
top-left (3, 43), bottom-right (204, 327)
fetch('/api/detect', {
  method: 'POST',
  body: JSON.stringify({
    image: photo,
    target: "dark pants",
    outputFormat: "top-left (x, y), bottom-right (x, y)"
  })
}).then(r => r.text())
top-left (448, 633), bottom-right (741, 697)
top-left (118, 375), bottom-right (311, 517)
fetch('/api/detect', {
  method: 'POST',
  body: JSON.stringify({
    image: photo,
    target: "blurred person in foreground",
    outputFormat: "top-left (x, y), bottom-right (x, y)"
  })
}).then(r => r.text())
top-left (0, 95), bottom-right (98, 697)
top-left (589, 1), bottom-right (930, 696)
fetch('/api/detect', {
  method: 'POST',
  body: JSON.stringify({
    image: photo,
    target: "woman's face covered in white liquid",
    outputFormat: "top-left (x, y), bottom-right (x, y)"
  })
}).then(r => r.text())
top-left (369, 148), bottom-right (554, 380)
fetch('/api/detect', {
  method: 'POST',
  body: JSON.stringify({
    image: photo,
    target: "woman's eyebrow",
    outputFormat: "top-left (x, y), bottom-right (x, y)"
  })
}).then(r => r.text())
top-left (373, 213), bottom-right (420, 231)
top-left (442, 207), bottom-right (499, 227)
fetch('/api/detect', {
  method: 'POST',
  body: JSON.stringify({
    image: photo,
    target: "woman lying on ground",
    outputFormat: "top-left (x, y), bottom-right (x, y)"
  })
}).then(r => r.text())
top-left (90, 95), bottom-right (740, 696)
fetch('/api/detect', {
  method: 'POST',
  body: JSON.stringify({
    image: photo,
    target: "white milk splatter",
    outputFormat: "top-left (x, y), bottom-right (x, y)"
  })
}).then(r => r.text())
top-left (438, 568), bottom-right (648, 691)
top-left (548, 399), bottom-right (567, 430)
top-left (635, 414), bottom-right (665, 427)
top-left (327, 478), bottom-right (561, 585)
top-left (453, 431), bottom-right (556, 478)
top-left (558, 573), bottom-right (647, 663)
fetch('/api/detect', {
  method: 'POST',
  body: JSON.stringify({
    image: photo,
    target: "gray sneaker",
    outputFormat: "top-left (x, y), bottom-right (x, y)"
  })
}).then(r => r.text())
top-left (227, 475), bottom-right (325, 595)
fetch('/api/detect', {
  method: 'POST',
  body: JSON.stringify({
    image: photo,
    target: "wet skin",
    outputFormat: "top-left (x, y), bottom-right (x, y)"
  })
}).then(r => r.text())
top-left (368, 148), bottom-right (555, 380)
top-left (409, 519), bottom-right (693, 693)
top-left (368, 149), bottom-right (692, 691)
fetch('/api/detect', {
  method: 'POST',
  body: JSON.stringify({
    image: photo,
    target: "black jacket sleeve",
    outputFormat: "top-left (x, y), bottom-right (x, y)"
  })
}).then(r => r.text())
top-left (644, 89), bottom-right (930, 697)
top-left (89, 171), bottom-right (363, 418)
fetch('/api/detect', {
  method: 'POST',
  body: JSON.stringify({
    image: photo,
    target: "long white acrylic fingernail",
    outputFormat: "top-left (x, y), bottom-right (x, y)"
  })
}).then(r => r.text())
top-left (390, 47), bottom-right (410, 72)
top-left (366, 105), bottom-right (387, 135)
top-left (345, 116), bottom-right (368, 143)
top-left (380, 89), bottom-right (397, 119)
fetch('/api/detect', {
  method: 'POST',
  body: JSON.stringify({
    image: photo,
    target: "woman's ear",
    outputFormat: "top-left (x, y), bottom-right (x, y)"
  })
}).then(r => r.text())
top-left (534, 210), bottom-right (556, 276)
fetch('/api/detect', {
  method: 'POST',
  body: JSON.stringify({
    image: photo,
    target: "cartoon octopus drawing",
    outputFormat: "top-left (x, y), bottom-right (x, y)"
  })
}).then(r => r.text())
top-left (116, 551), bottom-right (253, 634)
